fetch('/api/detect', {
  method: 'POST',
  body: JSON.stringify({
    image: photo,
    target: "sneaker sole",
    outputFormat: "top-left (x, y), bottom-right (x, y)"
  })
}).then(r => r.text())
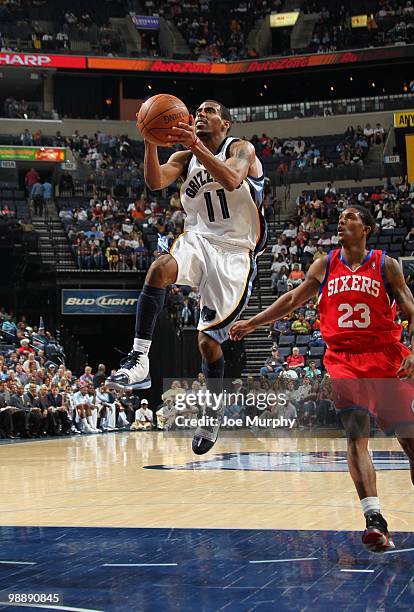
top-left (106, 379), bottom-right (152, 391)
top-left (362, 529), bottom-right (395, 553)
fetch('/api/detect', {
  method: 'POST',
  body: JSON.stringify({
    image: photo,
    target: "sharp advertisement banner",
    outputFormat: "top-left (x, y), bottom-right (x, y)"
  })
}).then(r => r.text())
top-left (62, 289), bottom-right (140, 315)
top-left (0, 52), bottom-right (86, 68)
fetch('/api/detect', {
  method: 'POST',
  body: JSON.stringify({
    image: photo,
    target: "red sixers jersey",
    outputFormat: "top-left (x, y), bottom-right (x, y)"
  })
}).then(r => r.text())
top-left (318, 249), bottom-right (402, 352)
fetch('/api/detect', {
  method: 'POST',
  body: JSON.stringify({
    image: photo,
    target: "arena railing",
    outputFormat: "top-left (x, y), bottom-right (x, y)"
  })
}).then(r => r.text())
top-left (230, 93), bottom-right (414, 122)
top-left (268, 161), bottom-right (403, 186)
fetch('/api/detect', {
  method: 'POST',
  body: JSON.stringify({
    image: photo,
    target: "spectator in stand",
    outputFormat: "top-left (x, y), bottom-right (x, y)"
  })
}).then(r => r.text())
top-left (260, 347), bottom-right (284, 380)
top-left (72, 384), bottom-right (100, 434)
top-left (43, 179), bottom-right (53, 205)
top-left (288, 263), bottom-right (305, 287)
top-left (280, 362), bottom-right (299, 381)
top-left (287, 347), bottom-right (305, 374)
top-left (25, 167), bottom-right (40, 197)
top-left (105, 240), bottom-right (119, 271)
top-left (20, 129), bottom-right (33, 146)
top-left (95, 383), bottom-right (117, 431)
top-left (93, 364), bottom-right (106, 388)
top-left (291, 314), bottom-right (311, 335)
top-left (131, 398), bottom-right (153, 431)
top-left (179, 297), bottom-right (194, 327)
top-left (30, 180), bottom-right (44, 216)
top-left (269, 316), bottom-right (291, 343)
top-left (304, 360), bottom-right (322, 380)
top-left (374, 123), bottom-right (385, 144)
top-left (381, 211), bottom-right (396, 230)
top-left (80, 366), bottom-right (94, 386)
top-left (363, 123), bottom-right (374, 144)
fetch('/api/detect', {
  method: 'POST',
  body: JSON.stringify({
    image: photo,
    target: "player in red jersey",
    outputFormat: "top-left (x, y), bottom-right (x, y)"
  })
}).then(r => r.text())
top-left (230, 205), bottom-right (414, 552)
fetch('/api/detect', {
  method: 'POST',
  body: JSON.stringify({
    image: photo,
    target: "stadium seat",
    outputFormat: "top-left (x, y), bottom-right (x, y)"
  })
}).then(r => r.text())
top-left (278, 335), bottom-right (295, 347)
top-left (378, 236), bottom-right (391, 244)
top-left (297, 346), bottom-right (308, 356)
top-left (309, 346), bottom-right (325, 357)
top-left (295, 335), bottom-right (311, 346)
top-left (278, 347), bottom-right (292, 359)
top-left (394, 227), bottom-right (407, 236)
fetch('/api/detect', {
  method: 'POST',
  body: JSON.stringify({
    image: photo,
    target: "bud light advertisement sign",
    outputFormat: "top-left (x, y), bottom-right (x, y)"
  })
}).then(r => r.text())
top-left (62, 289), bottom-right (140, 315)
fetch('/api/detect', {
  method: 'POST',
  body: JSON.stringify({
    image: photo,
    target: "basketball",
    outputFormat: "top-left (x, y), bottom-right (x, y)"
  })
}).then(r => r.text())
top-left (136, 94), bottom-right (190, 146)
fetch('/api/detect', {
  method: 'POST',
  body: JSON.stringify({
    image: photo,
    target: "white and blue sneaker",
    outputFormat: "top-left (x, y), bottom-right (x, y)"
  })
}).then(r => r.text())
top-left (192, 399), bottom-right (224, 455)
top-left (106, 351), bottom-right (151, 391)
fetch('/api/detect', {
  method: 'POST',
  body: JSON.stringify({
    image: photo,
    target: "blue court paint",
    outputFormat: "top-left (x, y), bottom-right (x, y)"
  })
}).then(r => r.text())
top-left (0, 527), bottom-right (413, 611)
top-left (146, 450), bottom-right (410, 472)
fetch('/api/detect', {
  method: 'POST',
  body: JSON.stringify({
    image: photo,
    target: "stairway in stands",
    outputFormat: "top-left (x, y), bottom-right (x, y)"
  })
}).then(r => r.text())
top-left (241, 218), bottom-right (287, 377)
top-left (31, 201), bottom-right (77, 271)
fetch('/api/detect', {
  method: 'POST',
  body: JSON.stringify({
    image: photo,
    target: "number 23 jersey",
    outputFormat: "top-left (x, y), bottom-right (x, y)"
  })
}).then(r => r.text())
top-left (180, 136), bottom-right (267, 254)
top-left (318, 249), bottom-right (402, 352)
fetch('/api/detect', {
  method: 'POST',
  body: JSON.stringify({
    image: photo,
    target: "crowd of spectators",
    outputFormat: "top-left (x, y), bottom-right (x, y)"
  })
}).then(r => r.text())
top-left (250, 123), bottom-right (386, 179)
top-left (1, 0), bottom-right (414, 65)
top-left (302, 0), bottom-right (414, 54)
top-left (0, 308), bottom-right (165, 438)
top-left (60, 190), bottom-right (185, 271)
top-left (267, 177), bottom-right (414, 291)
top-left (139, 0), bottom-right (272, 60)
top-left (2, 98), bottom-right (49, 120)
top-left (156, 372), bottom-right (337, 430)
top-left (0, 0), bottom-right (125, 57)
top-left (255, 175), bottom-right (414, 396)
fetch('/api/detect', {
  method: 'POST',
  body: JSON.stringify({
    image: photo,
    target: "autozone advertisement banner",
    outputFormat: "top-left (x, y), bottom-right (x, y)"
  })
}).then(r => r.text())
top-left (0, 146), bottom-right (66, 162)
top-left (2, 45), bottom-right (414, 74)
top-left (62, 289), bottom-right (140, 315)
top-left (88, 45), bottom-right (414, 74)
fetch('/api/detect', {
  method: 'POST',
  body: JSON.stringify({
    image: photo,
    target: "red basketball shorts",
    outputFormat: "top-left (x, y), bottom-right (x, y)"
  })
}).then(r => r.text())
top-left (324, 342), bottom-right (414, 434)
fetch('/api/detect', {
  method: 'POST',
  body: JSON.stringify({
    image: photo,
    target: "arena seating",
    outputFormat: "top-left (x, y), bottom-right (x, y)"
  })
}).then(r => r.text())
top-left (0, 182), bottom-right (30, 220)
top-left (301, 0), bottom-right (414, 54)
top-left (1, 0), bottom-right (413, 62)
top-left (0, 0), bottom-right (126, 57)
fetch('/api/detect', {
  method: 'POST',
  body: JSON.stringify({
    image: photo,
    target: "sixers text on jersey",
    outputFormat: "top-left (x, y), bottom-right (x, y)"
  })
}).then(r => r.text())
top-left (318, 249), bottom-right (402, 352)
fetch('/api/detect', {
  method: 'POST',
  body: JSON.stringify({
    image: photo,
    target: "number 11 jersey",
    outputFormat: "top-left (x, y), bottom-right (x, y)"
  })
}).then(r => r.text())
top-left (180, 136), bottom-right (267, 255)
top-left (318, 249), bottom-right (402, 352)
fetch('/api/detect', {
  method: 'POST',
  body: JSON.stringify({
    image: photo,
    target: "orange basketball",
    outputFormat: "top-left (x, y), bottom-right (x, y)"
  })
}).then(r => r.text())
top-left (136, 94), bottom-right (190, 146)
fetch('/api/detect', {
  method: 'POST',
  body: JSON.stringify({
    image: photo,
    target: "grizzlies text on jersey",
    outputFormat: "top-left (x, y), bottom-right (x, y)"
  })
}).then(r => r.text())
top-left (180, 137), bottom-right (267, 254)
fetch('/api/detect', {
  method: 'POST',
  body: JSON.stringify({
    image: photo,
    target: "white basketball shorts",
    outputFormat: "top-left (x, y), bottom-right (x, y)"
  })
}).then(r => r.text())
top-left (169, 231), bottom-right (257, 343)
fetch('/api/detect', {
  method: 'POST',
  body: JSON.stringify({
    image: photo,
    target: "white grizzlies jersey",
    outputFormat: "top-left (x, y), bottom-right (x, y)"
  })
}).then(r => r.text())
top-left (180, 137), bottom-right (267, 254)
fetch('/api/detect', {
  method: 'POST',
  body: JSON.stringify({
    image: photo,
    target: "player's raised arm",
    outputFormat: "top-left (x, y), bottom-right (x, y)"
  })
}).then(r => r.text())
top-left (168, 121), bottom-right (255, 192)
top-left (144, 143), bottom-right (190, 190)
top-left (229, 257), bottom-right (327, 341)
top-left (384, 256), bottom-right (414, 376)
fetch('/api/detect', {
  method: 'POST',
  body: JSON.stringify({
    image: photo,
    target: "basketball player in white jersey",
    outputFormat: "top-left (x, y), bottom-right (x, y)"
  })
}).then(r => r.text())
top-left (106, 100), bottom-right (267, 454)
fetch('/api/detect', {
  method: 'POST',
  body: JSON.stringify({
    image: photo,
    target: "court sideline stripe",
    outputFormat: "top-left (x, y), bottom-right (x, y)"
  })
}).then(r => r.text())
top-left (0, 603), bottom-right (104, 612)
top-left (384, 547), bottom-right (414, 554)
top-left (0, 561), bottom-right (36, 565)
top-left (102, 563), bottom-right (178, 567)
top-left (249, 557), bottom-right (318, 564)
top-left (340, 569), bottom-right (375, 573)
